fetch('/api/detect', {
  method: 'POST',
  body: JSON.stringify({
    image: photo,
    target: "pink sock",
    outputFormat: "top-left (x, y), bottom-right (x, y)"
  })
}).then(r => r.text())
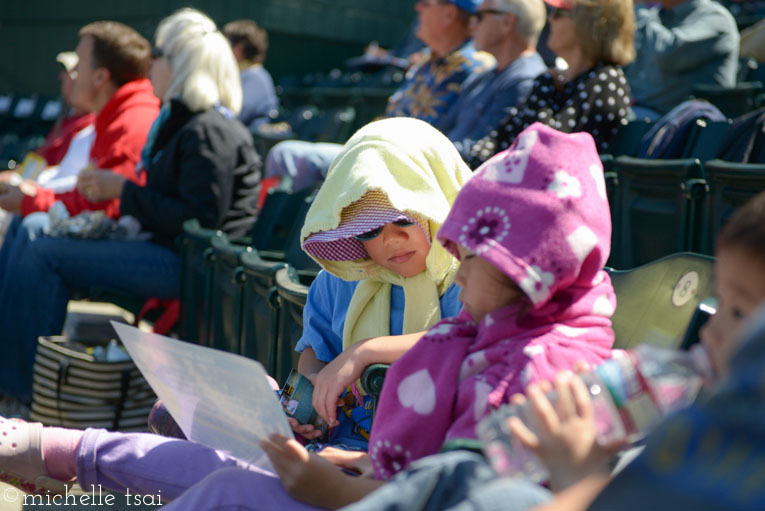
top-left (41, 427), bottom-right (84, 481)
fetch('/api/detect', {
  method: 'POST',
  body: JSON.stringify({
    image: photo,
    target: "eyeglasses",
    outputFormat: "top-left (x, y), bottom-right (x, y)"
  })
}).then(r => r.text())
top-left (151, 46), bottom-right (164, 60)
top-left (548, 6), bottom-right (572, 19)
top-left (472, 9), bottom-right (511, 23)
top-left (354, 219), bottom-right (416, 242)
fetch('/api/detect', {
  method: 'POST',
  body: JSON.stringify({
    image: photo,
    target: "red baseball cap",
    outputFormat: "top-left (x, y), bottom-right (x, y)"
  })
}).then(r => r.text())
top-left (543, 0), bottom-right (574, 8)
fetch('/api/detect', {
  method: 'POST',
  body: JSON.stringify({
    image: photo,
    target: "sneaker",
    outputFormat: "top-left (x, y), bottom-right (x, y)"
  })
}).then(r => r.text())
top-left (0, 418), bottom-right (72, 495)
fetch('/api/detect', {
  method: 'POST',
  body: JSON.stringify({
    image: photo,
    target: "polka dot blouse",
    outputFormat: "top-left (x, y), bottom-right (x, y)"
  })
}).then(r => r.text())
top-left (469, 64), bottom-right (632, 168)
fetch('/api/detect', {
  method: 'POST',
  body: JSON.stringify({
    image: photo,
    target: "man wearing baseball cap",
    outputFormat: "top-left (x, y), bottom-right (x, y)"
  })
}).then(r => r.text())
top-left (264, 0), bottom-right (491, 192)
top-left (386, 0), bottom-right (490, 128)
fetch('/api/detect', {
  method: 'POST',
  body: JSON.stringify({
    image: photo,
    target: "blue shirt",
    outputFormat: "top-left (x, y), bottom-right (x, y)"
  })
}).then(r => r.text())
top-left (385, 41), bottom-right (492, 133)
top-left (296, 270), bottom-right (463, 362)
top-left (446, 53), bottom-right (546, 158)
top-left (626, 0), bottom-right (739, 115)
top-left (238, 65), bottom-right (279, 130)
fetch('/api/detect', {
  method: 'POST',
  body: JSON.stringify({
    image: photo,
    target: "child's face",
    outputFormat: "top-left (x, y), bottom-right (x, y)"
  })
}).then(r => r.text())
top-left (454, 245), bottom-right (524, 323)
top-left (360, 222), bottom-right (430, 278)
top-left (701, 247), bottom-right (765, 377)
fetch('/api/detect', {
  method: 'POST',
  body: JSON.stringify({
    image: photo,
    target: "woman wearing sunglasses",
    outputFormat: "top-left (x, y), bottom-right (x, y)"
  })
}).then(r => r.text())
top-left (468, 0), bottom-right (635, 167)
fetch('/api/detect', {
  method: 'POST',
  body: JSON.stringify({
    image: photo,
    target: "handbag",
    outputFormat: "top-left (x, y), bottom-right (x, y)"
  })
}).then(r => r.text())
top-left (29, 336), bottom-right (156, 431)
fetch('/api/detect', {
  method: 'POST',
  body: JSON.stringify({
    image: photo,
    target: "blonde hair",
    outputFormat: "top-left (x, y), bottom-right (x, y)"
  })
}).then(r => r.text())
top-left (570, 0), bottom-right (636, 66)
top-left (495, 0), bottom-right (546, 46)
top-left (155, 8), bottom-right (242, 114)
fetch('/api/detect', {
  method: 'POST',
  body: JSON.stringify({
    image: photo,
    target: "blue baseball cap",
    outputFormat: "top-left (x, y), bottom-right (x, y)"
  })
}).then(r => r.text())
top-left (448, 0), bottom-right (481, 14)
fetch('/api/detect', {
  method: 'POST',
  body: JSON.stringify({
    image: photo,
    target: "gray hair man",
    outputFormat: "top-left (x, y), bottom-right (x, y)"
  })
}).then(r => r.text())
top-left (446, 0), bottom-right (548, 157)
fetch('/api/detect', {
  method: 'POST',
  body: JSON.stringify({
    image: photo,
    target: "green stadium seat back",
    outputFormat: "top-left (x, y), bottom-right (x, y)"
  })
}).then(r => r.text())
top-left (608, 252), bottom-right (715, 351)
top-left (274, 267), bottom-right (316, 385)
top-left (700, 159), bottom-right (765, 255)
top-left (208, 235), bottom-right (250, 354)
top-left (692, 81), bottom-right (764, 118)
top-left (610, 156), bottom-right (704, 269)
top-left (178, 219), bottom-right (222, 345)
top-left (238, 250), bottom-right (288, 376)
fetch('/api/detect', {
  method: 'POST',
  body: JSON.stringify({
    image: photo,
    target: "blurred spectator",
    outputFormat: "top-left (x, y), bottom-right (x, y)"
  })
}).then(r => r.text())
top-left (446, 0), bottom-right (548, 158)
top-left (627, 0), bottom-right (740, 119)
top-left (469, 0), bottom-right (635, 167)
top-left (385, 0), bottom-right (491, 128)
top-left (223, 19), bottom-right (279, 130)
top-left (0, 52), bottom-right (95, 184)
top-left (0, 8), bottom-right (261, 404)
top-left (0, 21), bottom-right (159, 217)
top-left (0, 51), bottom-right (96, 245)
top-left (265, 0), bottom-right (489, 192)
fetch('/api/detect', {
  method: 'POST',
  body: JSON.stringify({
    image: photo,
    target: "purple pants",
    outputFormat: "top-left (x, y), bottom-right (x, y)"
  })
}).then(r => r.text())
top-left (76, 429), bottom-right (324, 510)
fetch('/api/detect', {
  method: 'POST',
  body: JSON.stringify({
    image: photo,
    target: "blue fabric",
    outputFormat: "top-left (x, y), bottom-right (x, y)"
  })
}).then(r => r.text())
top-left (447, 53), bottom-right (546, 159)
top-left (0, 214), bottom-right (180, 400)
top-left (637, 99), bottom-right (726, 158)
top-left (295, 270), bottom-right (463, 363)
top-left (294, 270), bottom-right (462, 450)
top-left (626, 0), bottom-right (739, 115)
top-left (449, 0), bottom-right (481, 14)
top-left (238, 65), bottom-right (279, 130)
top-left (386, 41), bottom-right (491, 133)
top-left (264, 140), bottom-right (343, 192)
top-left (341, 451), bottom-right (552, 511)
top-left (591, 307), bottom-right (765, 510)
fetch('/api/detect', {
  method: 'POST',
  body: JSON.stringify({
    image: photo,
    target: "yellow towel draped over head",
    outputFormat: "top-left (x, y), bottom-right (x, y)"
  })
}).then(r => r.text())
top-left (301, 117), bottom-right (473, 350)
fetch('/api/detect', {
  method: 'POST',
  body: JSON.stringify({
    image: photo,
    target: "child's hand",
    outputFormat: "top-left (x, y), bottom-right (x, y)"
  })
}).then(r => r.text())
top-left (261, 434), bottom-right (347, 506)
top-left (311, 348), bottom-right (364, 426)
top-left (508, 372), bottom-right (625, 492)
top-left (286, 417), bottom-right (323, 440)
top-left (318, 447), bottom-right (374, 478)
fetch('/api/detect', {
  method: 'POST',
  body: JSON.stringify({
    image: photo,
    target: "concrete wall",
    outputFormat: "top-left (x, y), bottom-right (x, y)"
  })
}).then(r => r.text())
top-left (0, 0), bottom-right (416, 97)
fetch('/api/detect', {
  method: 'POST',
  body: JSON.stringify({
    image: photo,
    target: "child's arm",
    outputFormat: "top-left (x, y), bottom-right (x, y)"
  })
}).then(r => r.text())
top-left (261, 434), bottom-right (385, 509)
top-left (312, 331), bottom-right (426, 425)
top-left (297, 347), bottom-right (327, 378)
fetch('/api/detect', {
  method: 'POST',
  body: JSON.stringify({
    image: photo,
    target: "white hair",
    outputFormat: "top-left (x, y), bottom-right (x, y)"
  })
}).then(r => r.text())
top-left (495, 0), bottom-right (546, 46)
top-left (155, 8), bottom-right (242, 114)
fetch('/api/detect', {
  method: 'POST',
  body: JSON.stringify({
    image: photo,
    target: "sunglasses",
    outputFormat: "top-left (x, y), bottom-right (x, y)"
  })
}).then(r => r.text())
top-left (151, 46), bottom-right (165, 59)
top-left (549, 6), bottom-right (572, 19)
top-left (472, 9), bottom-right (511, 23)
top-left (354, 219), bottom-right (416, 242)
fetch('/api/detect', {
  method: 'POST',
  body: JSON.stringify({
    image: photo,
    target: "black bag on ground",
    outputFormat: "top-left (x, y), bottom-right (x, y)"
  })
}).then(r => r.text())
top-left (29, 336), bottom-right (156, 431)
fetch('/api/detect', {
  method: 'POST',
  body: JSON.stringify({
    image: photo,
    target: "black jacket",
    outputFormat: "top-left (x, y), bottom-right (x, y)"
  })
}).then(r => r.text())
top-left (120, 100), bottom-right (262, 249)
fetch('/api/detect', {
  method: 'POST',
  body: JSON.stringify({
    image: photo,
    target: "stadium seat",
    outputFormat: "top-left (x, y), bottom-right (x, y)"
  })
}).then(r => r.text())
top-left (274, 266), bottom-right (316, 385)
top-left (608, 156), bottom-right (706, 269)
top-left (699, 159), bottom-right (765, 255)
top-left (208, 235), bottom-right (251, 354)
top-left (608, 252), bottom-right (716, 351)
top-left (692, 81), bottom-right (764, 118)
top-left (178, 219), bottom-right (222, 345)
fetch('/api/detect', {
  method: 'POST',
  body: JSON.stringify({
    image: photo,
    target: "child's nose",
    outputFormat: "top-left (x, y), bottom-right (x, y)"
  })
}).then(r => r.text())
top-left (383, 225), bottom-right (409, 244)
top-left (455, 265), bottom-right (466, 286)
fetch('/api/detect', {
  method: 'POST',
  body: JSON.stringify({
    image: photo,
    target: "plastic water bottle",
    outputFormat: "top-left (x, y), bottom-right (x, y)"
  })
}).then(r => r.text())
top-left (477, 344), bottom-right (714, 483)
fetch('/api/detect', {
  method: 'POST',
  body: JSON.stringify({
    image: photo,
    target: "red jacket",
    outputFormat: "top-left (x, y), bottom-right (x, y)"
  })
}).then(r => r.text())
top-left (21, 79), bottom-right (160, 218)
